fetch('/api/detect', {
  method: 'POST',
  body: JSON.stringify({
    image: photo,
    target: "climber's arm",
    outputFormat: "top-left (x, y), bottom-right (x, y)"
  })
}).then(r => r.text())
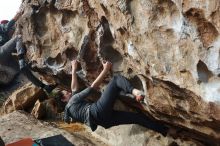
top-left (91, 61), bottom-right (112, 89)
top-left (70, 60), bottom-right (111, 101)
top-left (71, 60), bottom-right (79, 92)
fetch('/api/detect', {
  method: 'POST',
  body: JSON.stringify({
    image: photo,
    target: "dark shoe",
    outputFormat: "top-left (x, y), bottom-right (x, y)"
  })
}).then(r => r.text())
top-left (44, 84), bottom-right (58, 94)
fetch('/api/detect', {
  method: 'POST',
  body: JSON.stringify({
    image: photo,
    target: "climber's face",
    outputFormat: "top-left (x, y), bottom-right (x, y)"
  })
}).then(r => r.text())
top-left (61, 90), bottom-right (72, 102)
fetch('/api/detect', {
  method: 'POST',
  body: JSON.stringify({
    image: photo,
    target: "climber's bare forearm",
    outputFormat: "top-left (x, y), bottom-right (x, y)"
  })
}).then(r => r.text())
top-left (71, 71), bottom-right (79, 91)
top-left (91, 69), bottom-right (108, 89)
top-left (71, 60), bottom-right (79, 92)
top-left (91, 61), bottom-right (112, 89)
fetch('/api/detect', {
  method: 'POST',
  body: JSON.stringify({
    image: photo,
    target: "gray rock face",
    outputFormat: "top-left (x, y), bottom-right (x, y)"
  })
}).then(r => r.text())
top-left (93, 125), bottom-right (203, 146)
top-left (0, 111), bottom-right (107, 146)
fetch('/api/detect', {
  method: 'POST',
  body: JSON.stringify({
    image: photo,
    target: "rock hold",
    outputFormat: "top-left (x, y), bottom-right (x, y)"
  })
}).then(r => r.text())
top-left (3, 83), bottom-right (45, 114)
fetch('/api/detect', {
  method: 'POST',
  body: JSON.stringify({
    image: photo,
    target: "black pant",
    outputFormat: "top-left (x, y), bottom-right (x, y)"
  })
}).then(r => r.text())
top-left (90, 75), bottom-right (168, 135)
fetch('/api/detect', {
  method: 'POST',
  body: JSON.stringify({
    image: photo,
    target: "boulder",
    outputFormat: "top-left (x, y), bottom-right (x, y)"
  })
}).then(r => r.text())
top-left (94, 125), bottom-right (203, 146)
top-left (3, 83), bottom-right (45, 114)
top-left (0, 111), bottom-right (107, 146)
top-left (31, 98), bottom-right (60, 119)
top-left (31, 100), bottom-right (45, 119)
top-left (14, 0), bottom-right (220, 145)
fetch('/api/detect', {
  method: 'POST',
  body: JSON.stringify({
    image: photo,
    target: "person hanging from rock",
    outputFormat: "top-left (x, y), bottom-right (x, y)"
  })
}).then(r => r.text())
top-left (0, 9), bottom-right (56, 94)
top-left (54, 35), bottom-right (170, 136)
top-left (60, 59), bottom-right (170, 136)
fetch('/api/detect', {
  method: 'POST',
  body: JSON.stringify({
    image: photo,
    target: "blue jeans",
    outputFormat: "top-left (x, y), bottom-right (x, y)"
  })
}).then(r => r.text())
top-left (90, 75), bottom-right (168, 135)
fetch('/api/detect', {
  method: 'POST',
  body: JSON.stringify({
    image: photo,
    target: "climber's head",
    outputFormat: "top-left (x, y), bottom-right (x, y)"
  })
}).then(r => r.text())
top-left (60, 90), bottom-right (72, 103)
top-left (50, 90), bottom-right (71, 110)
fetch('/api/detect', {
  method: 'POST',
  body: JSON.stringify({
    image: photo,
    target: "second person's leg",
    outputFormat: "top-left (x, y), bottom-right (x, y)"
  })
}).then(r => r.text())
top-left (0, 36), bottom-right (19, 60)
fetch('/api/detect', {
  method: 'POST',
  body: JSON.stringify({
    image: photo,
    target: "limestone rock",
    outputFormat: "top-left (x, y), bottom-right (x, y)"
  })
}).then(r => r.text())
top-left (0, 64), bottom-right (18, 85)
top-left (0, 111), bottom-right (107, 146)
top-left (31, 98), bottom-right (61, 119)
top-left (94, 125), bottom-right (203, 146)
top-left (15, 0), bottom-right (220, 145)
top-left (3, 83), bottom-right (45, 114)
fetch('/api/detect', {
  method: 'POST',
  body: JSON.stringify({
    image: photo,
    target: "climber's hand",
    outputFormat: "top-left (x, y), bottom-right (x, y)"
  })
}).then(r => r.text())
top-left (71, 60), bottom-right (78, 72)
top-left (102, 60), bottom-right (112, 72)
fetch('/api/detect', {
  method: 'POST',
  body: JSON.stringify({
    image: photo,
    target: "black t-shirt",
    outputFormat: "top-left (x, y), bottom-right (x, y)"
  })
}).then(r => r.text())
top-left (66, 87), bottom-right (97, 131)
top-left (68, 89), bottom-right (91, 123)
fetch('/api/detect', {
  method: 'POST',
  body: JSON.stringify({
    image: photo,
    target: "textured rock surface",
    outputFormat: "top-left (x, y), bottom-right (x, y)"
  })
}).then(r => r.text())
top-left (31, 98), bottom-right (62, 119)
top-left (94, 125), bottom-right (203, 146)
top-left (0, 111), bottom-right (108, 146)
top-left (31, 99), bottom-right (46, 119)
top-left (3, 83), bottom-right (45, 114)
top-left (14, 0), bottom-right (220, 145)
top-left (0, 64), bottom-right (18, 86)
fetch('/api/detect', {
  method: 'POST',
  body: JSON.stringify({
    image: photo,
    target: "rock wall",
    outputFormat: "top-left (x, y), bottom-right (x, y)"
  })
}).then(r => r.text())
top-left (16, 0), bottom-right (220, 145)
top-left (0, 111), bottom-right (107, 145)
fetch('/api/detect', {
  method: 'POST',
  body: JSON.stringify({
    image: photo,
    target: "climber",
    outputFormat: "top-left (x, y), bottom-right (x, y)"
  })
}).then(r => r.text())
top-left (0, 9), bottom-right (56, 93)
top-left (59, 59), bottom-right (169, 136)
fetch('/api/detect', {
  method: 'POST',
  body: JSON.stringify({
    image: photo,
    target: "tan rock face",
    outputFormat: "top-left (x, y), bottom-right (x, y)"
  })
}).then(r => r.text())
top-left (0, 111), bottom-right (107, 146)
top-left (17, 0), bottom-right (220, 144)
top-left (3, 83), bottom-right (45, 114)
top-left (31, 98), bottom-right (61, 119)
top-left (94, 125), bottom-right (203, 146)
top-left (31, 100), bottom-right (45, 119)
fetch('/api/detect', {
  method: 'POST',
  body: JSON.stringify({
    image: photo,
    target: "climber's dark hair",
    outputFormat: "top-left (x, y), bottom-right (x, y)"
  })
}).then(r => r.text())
top-left (49, 90), bottom-right (66, 111)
